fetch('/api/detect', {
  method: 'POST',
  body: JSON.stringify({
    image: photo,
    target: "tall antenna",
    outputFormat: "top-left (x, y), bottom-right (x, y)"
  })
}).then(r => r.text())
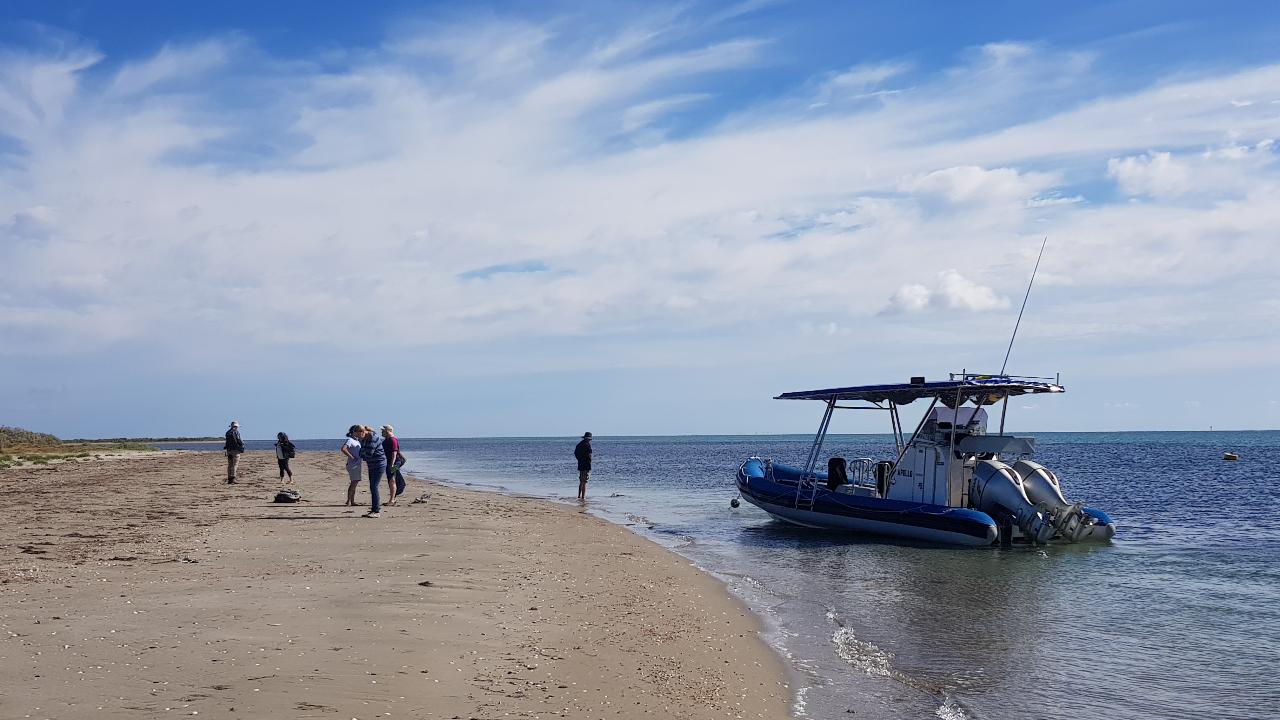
top-left (1000, 237), bottom-right (1048, 375)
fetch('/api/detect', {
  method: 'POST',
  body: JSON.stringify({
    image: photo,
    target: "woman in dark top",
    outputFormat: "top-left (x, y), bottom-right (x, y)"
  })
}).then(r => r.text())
top-left (381, 425), bottom-right (406, 505)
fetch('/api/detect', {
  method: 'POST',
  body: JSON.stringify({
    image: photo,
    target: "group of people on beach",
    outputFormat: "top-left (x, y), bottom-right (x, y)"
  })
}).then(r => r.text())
top-left (223, 421), bottom-right (405, 518)
top-left (341, 424), bottom-right (406, 518)
top-left (224, 422), bottom-right (593, 515)
top-left (223, 421), bottom-right (298, 485)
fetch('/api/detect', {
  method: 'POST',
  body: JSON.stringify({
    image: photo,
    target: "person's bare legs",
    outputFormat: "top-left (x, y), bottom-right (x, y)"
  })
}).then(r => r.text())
top-left (385, 474), bottom-right (397, 505)
top-left (577, 469), bottom-right (589, 500)
top-left (345, 463), bottom-right (361, 506)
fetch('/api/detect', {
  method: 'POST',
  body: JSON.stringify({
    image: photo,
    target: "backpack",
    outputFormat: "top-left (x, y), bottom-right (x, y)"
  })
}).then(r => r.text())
top-left (273, 489), bottom-right (301, 503)
top-left (283, 441), bottom-right (297, 459)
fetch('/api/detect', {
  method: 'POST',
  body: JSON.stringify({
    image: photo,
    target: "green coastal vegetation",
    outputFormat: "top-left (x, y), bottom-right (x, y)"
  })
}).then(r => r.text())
top-left (0, 425), bottom-right (161, 469)
top-left (65, 436), bottom-right (220, 443)
top-left (0, 426), bottom-right (60, 447)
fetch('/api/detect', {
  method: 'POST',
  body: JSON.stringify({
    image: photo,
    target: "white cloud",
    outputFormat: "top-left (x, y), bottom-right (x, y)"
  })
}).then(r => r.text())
top-left (106, 38), bottom-right (235, 97)
top-left (936, 269), bottom-right (1010, 311)
top-left (899, 165), bottom-right (1054, 204)
top-left (621, 93), bottom-right (710, 133)
top-left (5, 205), bottom-right (57, 241)
top-left (1107, 151), bottom-right (1192, 197)
top-left (810, 61), bottom-right (912, 108)
top-left (0, 46), bottom-right (101, 140)
top-left (882, 272), bottom-right (1008, 314)
top-left (828, 61), bottom-right (909, 92)
top-left (884, 284), bottom-right (931, 314)
top-left (981, 41), bottom-right (1035, 66)
top-left (0, 15), bottom-right (1276, 403)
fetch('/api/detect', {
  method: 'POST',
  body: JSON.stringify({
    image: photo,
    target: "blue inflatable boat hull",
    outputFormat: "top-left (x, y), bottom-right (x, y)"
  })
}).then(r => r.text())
top-left (736, 458), bottom-right (999, 546)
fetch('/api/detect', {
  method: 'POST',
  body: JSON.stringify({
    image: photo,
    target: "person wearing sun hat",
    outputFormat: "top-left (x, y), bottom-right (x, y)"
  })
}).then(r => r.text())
top-left (381, 425), bottom-right (406, 505)
top-left (223, 420), bottom-right (245, 484)
top-left (574, 432), bottom-right (593, 501)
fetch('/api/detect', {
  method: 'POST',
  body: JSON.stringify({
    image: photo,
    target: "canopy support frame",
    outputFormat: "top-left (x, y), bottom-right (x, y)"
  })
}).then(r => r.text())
top-left (796, 398), bottom-right (837, 509)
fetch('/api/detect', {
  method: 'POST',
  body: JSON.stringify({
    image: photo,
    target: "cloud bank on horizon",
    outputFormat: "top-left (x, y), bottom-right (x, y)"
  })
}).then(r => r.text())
top-left (1, 2), bottom-right (1278, 436)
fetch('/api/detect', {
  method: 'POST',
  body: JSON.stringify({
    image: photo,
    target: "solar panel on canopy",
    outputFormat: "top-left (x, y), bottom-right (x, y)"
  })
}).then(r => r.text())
top-left (775, 377), bottom-right (1064, 405)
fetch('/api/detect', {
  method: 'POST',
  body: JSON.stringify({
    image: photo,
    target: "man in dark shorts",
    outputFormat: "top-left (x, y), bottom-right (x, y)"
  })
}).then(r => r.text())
top-left (574, 432), bottom-right (592, 500)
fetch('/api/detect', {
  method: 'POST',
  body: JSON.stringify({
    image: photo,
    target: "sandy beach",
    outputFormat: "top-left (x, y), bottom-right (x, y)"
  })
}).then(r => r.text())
top-left (0, 451), bottom-right (791, 719)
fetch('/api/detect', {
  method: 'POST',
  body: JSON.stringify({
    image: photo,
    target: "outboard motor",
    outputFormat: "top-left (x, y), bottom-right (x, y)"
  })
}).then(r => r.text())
top-left (969, 460), bottom-right (1055, 543)
top-left (1012, 460), bottom-right (1114, 543)
top-left (1013, 460), bottom-right (1069, 507)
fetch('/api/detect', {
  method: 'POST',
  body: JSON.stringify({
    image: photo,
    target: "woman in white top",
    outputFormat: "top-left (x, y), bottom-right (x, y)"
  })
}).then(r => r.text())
top-left (341, 425), bottom-right (363, 506)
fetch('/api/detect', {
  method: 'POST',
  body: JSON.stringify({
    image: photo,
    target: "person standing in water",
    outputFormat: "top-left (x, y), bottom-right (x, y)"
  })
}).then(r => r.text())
top-left (358, 425), bottom-right (387, 518)
top-left (224, 421), bottom-right (245, 484)
top-left (341, 426), bottom-right (363, 506)
top-left (574, 432), bottom-right (593, 500)
top-left (274, 432), bottom-right (297, 483)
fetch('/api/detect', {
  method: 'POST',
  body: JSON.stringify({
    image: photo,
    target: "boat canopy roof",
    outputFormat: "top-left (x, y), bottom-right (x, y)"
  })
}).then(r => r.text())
top-left (775, 376), bottom-right (1064, 406)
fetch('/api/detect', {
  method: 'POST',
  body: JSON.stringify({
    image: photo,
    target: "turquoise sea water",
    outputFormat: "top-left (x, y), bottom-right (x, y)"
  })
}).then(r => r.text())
top-left (207, 431), bottom-right (1280, 720)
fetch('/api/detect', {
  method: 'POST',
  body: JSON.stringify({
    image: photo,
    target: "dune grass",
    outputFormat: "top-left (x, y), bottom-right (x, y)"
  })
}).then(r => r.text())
top-left (0, 426), bottom-right (155, 468)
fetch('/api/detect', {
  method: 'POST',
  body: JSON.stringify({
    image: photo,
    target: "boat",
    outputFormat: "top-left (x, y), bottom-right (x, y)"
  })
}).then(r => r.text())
top-left (1223, 452), bottom-right (1240, 461)
top-left (735, 373), bottom-right (1115, 546)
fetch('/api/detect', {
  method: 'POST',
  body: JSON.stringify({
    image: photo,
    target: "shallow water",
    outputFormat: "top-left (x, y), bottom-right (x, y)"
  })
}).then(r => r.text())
top-left (199, 431), bottom-right (1280, 719)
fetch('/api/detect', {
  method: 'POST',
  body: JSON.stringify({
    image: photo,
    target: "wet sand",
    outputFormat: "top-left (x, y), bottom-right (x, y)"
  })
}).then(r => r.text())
top-left (0, 451), bottom-right (791, 719)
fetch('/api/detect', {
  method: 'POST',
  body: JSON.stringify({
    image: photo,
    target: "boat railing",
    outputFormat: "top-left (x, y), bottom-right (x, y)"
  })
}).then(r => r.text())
top-left (794, 457), bottom-right (878, 509)
top-left (849, 457), bottom-right (875, 487)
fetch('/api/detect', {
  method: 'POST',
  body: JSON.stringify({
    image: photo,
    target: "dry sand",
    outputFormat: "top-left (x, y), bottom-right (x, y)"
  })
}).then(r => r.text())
top-left (1, 451), bottom-right (792, 719)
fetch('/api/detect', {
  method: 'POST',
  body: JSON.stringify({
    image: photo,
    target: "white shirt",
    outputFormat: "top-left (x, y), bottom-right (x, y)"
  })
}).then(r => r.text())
top-left (342, 437), bottom-right (361, 469)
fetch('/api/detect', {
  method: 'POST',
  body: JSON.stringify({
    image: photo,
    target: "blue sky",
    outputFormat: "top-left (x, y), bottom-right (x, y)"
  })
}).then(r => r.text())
top-left (2, 1), bottom-right (1279, 439)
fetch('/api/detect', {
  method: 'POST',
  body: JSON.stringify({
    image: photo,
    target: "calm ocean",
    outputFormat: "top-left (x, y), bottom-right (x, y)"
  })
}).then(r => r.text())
top-left (202, 431), bottom-right (1279, 720)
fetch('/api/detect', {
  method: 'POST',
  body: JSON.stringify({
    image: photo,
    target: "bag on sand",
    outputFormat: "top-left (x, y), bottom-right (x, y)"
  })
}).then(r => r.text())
top-left (273, 489), bottom-right (302, 503)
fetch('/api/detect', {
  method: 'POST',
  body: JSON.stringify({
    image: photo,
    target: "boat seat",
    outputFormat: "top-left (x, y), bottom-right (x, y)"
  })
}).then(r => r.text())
top-left (827, 457), bottom-right (848, 490)
top-left (835, 484), bottom-right (876, 497)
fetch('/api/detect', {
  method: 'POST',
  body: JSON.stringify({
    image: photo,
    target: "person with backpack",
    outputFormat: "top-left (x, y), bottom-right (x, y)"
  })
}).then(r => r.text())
top-left (274, 432), bottom-right (297, 483)
top-left (224, 420), bottom-right (245, 484)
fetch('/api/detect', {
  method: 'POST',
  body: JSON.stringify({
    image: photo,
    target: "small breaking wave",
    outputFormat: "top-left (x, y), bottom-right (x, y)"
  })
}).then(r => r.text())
top-left (624, 512), bottom-right (654, 529)
top-left (832, 626), bottom-right (894, 678)
top-left (829, 611), bottom-right (976, 719)
top-left (935, 694), bottom-right (973, 720)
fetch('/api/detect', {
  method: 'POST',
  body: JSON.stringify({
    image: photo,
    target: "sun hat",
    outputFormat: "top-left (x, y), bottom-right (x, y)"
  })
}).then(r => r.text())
top-left (583, 431), bottom-right (592, 438)
top-left (230, 421), bottom-right (239, 427)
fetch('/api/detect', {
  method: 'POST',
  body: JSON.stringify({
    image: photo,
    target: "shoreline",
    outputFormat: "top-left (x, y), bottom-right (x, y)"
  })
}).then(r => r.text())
top-left (1, 451), bottom-right (792, 719)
